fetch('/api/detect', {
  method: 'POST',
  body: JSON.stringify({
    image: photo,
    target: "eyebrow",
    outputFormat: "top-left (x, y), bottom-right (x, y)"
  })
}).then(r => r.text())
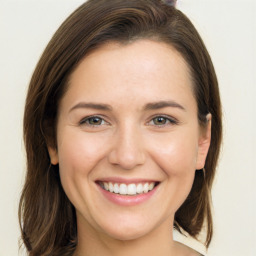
top-left (69, 100), bottom-right (185, 113)
top-left (143, 100), bottom-right (186, 111)
top-left (69, 102), bottom-right (113, 112)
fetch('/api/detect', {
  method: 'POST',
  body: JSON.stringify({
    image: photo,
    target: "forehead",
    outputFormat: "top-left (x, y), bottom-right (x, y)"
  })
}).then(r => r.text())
top-left (62, 39), bottom-right (195, 111)
top-left (72, 39), bottom-right (191, 82)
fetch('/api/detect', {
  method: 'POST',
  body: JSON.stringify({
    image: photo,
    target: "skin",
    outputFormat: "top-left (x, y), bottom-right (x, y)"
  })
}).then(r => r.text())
top-left (48, 40), bottom-right (211, 256)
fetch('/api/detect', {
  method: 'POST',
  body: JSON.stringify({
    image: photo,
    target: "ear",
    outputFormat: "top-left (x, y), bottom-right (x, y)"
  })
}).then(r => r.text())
top-left (48, 146), bottom-right (59, 165)
top-left (44, 119), bottom-right (59, 165)
top-left (196, 113), bottom-right (211, 170)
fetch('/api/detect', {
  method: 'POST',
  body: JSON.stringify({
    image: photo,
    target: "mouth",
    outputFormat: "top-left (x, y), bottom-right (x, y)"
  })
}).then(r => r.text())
top-left (96, 181), bottom-right (160, 196)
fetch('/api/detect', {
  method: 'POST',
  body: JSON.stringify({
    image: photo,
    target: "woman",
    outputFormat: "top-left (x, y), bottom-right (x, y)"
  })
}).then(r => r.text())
top-left (19, 0), bottom-right (222, 255)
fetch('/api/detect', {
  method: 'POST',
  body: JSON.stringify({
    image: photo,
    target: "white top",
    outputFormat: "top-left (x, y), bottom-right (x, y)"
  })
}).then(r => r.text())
top-left (173, 228), bottom-right (207, 256)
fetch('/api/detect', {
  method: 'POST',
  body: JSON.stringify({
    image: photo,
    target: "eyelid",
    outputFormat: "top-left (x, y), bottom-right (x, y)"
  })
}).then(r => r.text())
top-left (79, 115), bottom-right (110, 126)
top-left (78, 114), bottom-right (178, 127)
top-left (146, 114), bottom-right (178, 126)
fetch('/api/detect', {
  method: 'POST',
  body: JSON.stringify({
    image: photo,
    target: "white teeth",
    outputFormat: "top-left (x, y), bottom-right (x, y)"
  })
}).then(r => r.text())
top-left (114, 183), bottom-right (119, 194)
top-left (100, 182), bottom-right (156, 195)
top-left (119, 184), bottom-right (127, 195)
top-left (103, 182), bottom-right (109, 190)
top-left (143, 183), bottom-right (149, 193)
top-left (136, 183), bottom-right (143, 194)
top-left (148, 182), bottom-right (154, 190)
top-left (109, 182), bottom-right (114, 193)
top-left (127, 184), bottom-right (137, 195)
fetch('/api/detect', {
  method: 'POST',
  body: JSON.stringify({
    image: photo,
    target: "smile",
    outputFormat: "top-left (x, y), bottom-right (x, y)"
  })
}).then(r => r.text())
top-left (97, 181), bottom-right (159, 196)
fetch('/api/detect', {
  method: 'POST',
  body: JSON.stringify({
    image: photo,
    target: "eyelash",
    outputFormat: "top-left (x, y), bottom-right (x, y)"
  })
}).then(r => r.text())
top-left (79, 115), bottom-right (178, 127)
top-left (79, 115), bottom-right (108, 127)
top-left (147, 115), bottom-right (178, 127)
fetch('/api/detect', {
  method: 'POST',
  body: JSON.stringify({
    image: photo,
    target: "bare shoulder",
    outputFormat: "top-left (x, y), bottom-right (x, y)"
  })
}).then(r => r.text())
top-left (174, 241), bottom-right (203, 256)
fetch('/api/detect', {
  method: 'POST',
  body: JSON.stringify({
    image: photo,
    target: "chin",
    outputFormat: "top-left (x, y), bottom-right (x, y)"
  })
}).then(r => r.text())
top-left (94, 212), bottom-right (165, 241)
top-left (104, 226), bottom-right (151, 241)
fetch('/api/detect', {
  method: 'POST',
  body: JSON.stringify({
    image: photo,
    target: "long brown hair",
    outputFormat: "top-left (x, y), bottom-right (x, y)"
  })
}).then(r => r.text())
top-left (19, 0), bottom-right (222, 255)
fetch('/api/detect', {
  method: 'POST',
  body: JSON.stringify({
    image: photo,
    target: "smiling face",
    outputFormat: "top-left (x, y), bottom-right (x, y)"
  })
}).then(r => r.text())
top-left (48, 40), bottom-right (211, 242)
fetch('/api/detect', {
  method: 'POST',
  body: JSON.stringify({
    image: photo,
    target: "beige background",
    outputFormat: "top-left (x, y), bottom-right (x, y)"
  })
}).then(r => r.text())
top-left (0, 0), bottom-right (255, 255)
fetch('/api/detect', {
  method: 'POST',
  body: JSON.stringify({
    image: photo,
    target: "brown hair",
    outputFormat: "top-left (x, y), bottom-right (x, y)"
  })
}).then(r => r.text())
top-left (19, 0), bottom-right (222, 255)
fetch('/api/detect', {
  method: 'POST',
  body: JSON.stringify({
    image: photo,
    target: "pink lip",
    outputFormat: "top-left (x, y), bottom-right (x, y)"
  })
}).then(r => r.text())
top-left (96, 182), bottom-right (159, 206)
top-left (96, 177), bottom-right (158, 184)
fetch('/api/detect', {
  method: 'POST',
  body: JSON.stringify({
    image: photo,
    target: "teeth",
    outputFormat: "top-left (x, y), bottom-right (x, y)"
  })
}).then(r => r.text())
top-left (101, 182), bottom-right (156, 195)
top-left (148, 182), bottom-right (154, 190)
top-left (119, 184), bottom-right (127, 195)
top-left (103, 182), bottom-right (109, 190)
top-left (143, 183), bottom-right (149, 193)
top-left (114, 183), bottom-right (119, 194)
top-left (109, 182), bottom-right (114, 193)
top-left (127, 184), bottom-right (136, 195)
top-left (136, 183), bottom-right (143, 194)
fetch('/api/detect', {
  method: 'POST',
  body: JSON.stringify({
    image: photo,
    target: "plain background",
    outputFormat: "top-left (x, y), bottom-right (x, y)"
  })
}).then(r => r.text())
top-left (0, 0), bottom-right (255, 255)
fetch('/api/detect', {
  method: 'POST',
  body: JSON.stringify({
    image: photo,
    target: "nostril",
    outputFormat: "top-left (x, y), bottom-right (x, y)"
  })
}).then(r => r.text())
top-left (107, 128), bottom-right (146, 169)
top-left (108, 148), bottom-right (145, 170)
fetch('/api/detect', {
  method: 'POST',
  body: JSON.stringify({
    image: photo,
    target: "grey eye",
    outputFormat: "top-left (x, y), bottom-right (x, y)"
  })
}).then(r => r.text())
top-left (80, 116), bottom-right (106, 126)
top-left (148, 115), bottom-right (177, 127)
top-left (152, 117), bottom-right (168, 125)
top-left (87, 117), bottom-right (103, 125)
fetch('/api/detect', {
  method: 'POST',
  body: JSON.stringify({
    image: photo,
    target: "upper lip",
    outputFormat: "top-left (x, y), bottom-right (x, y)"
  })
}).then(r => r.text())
top-left (96, 177), bottom-right (159, 184)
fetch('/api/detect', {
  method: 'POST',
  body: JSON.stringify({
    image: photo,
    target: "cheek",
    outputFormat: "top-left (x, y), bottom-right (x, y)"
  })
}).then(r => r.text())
top-left (148, 129), bottom-right (199, 176)
top-left (56, 129), bottom-right (112, 218)
top-left (56, 129), bottom-right (109, 197)
top-left (148, 131), bottom-right (198, 211)
top-left (57, 129), bottom-right (108, 172)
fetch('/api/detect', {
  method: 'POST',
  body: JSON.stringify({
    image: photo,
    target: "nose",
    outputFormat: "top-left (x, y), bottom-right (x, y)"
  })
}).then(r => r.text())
top-left (108, 124), bottom-right (145, 170)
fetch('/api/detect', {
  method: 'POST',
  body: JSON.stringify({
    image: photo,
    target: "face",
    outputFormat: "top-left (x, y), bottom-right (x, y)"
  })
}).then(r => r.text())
top-left (48, 40), bottom-right (211, 241)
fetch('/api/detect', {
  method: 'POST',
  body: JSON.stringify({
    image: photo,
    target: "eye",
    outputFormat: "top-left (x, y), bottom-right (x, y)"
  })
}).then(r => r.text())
top-left (148, 116), bottom-right (177, 126)
top-left (80, 116), bottom-right (107, 126)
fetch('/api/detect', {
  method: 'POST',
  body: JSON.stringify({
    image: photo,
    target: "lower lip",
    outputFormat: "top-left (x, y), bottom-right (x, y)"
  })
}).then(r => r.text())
top-left (97, 184), bottom-right (158, 206)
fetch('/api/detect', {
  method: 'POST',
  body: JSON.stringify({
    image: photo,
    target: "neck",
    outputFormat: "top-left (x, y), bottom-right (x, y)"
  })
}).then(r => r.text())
top-left (74, 215), bottom-right (180, 256)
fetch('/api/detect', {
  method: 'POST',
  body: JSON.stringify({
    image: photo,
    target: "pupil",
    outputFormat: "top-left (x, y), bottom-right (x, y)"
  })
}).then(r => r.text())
top-left (90, 117), bottom-right (101, 125)
top-left (155, 117), bottom-right (166, 124)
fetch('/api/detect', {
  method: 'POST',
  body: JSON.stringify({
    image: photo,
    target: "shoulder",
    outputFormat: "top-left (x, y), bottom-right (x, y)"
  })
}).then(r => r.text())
top-left (173, 228), bottom-right (207, 256)
top-left (174, 241), bottom-right (205, 256)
